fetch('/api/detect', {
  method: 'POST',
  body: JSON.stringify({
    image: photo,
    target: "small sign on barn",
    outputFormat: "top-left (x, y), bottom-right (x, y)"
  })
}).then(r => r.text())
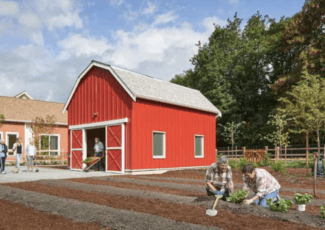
top-left (63, 60), bottom-right (222, 173)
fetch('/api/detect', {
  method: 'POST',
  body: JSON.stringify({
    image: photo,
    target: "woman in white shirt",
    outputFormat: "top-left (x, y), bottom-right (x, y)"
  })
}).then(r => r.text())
top-left (12, 137), bottom-right (23, 171)
top-left (26, 139), bottom-right (37, 172)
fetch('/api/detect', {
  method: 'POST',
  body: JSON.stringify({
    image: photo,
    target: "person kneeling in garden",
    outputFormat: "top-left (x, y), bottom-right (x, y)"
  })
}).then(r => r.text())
top-left (242, 163), bottom-right (280, 207)
top-left (205, 156), bottom-right (234, 201)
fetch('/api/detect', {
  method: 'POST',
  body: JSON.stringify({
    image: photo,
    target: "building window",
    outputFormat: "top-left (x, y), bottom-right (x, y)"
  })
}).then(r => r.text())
top-left (40, 134), bottom-right (60, 156)
top-left (6, 132), bottom-right (19, 156)
top-left (0, 132), bottom-right (3, 141)
top-left (195, 135), bottom-right (204, 158)
top-left (153, 131), bottom-right (166, 159)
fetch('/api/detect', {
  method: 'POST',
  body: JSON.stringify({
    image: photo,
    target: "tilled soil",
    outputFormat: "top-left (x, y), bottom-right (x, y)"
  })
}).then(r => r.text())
top-left (0, 198), bottom-right (109, 230)
top-left (5, 181), bottom-right (324, 230)
top-left (0, 185), bottom-right (218, 230)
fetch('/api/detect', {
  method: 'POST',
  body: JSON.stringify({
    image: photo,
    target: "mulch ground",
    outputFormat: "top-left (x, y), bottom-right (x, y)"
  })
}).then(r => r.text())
top-left (4, 181), bottom-right (322, 230)
top-left (0, 199), bottom-right (109, 230)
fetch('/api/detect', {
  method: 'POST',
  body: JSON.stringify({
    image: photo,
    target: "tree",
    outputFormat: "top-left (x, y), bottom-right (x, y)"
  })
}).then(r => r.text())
top-left (30, 115), bottom-right (57, 155)
top-left (264, 114), bottom-right (290, 147)
top-left (220, 121), bottom-right (246, 153)
top-left (0, 114), bottom-right (4, 129)
top-left (278, 62), bottom-right (325, 155)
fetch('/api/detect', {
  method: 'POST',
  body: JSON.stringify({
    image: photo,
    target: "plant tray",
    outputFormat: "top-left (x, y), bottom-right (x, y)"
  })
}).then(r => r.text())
top-left (82, 157), bottom-right (100, 165)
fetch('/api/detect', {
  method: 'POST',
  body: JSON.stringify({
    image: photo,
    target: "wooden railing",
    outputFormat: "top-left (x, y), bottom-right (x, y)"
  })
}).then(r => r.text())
top-left (216, 145), bottom-right (325, 162)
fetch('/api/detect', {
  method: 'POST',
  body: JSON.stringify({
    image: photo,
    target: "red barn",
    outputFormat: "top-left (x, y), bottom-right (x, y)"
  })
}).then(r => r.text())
top-left (63, 60), bottom-right (221, 173)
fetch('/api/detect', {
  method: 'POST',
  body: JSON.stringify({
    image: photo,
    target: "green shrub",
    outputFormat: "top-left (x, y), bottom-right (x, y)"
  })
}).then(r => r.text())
top-left (259, 153), bottom-right (271, 167)
top-left (238, 158), bottom-right (248, 170)
top-left (267, 199), bottom-right (293, 213)
top-left (271, 161), bottom-right (285, 172)
top-left (321, 206), bottom-right (325, 218)
top-left (227, 189), bottom-right (248, 203)
top-left (285, 161), bottom-right (306, 168)
top-left (251, 162), bottom-right (259, 168)
top-left (294, 193), bottom-right (313, 205)
top-left (228, 160), bottom-right (238, 169)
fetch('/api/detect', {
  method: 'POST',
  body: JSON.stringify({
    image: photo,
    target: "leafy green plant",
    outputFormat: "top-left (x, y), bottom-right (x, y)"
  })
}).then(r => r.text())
top-left (294, 193), bottom-right (313, 205)
top-left (285, 161), bottom-right (306, 168)
top-left (321, 206), bottom-right (325, 218)
top-left (227, 189), bottom-right (248, 203)
top-left (258, 153), bottom-right (271, 167)
top-left (238, 158), bottom-right (248, 170)
top-left (228, 160), bottom-right (238, 169)
top-left (271, 160), bottom-right (285, 172)
top-left (267, 199), bottom-right (293, 213)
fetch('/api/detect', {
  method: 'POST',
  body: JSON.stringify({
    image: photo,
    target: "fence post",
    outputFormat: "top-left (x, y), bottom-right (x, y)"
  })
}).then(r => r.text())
top-left (243, 147), bottom-right (246, 159)
top-left (276, 146), bottom-right (279, 161)
top-left (216, 149), bottom-right (218, 161)
top-left (236, 146), bottom-right (237, 159)
top-left (306, 131), bottom-right (309, 175)
top-left (265, 146), bottom-right (268, 161)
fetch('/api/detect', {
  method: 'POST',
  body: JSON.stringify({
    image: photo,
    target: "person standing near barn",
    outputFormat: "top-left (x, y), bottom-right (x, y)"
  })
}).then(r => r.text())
top-left (242, 163), bottom-right (281, 207)
top-left (0, 139), bottom-right (8, 174)
top-left (93, 137), bottom-right (104, 171)
top-left (205, 156), bottom-right (234, 201)
top-left (12, 137), bottom-right (23, 172)
top-left (26, 139), bottom-right (37, 172)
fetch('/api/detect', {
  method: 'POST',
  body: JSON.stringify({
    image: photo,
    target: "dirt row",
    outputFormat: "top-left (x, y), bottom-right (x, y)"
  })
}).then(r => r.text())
top-left (4, 181), bottom-right (323, 230)
top-left (0, 198), bottom-right (109, 230)
top-left (0, 184), bottom-right (218, 230)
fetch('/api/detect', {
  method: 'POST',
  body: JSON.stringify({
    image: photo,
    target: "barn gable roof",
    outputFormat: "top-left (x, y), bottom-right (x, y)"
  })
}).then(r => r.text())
top-left (63, 60), bottom-right (222, 116)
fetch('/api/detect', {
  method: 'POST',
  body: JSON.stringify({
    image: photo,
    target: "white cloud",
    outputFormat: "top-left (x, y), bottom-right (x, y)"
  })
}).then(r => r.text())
top-left (143, 1), bottom-right (156, 15)
top-left (202, 16), bottom-right (227, 33)
top-left (153, 12), bottom-right (178, 26)
top-left (108, 0), bottom-right (123, 6)
top-left (46, 12), bottom-right (83, 31)
top-left (58, 34), bottom-right (112, 59)
top-left (18, 13), bottom-right (42, 29)
top-left (0, 1), bottom-right (19, 16)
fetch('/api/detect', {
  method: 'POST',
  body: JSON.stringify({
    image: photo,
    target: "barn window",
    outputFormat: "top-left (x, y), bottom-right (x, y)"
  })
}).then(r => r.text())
top-left (6, 132), bottom-right (19, 156)
top-left (40, 134), bottom-right (60, 156)
top-left (153, 131), bottom-right (166, 159)
top-left (195, 135), bottom-right (204, 158)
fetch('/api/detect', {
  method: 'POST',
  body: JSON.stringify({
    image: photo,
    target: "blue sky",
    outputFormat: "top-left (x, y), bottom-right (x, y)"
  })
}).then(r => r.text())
top-left (0, 0), bottom-right (305, 103)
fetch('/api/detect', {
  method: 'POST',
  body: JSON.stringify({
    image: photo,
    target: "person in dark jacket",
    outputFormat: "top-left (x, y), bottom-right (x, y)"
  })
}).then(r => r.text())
top-left (311, 152), bottom-right (324, 177)
top-left (0, 139), bottom-right (8, 174)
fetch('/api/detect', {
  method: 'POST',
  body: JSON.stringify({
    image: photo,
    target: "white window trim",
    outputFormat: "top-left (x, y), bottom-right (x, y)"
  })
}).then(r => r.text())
top-left (39, 134), bottom-right (61, 156)
top-left (6, 132), bottom-right (19, 156)
top-left (194, 135), bottom-right (204, 158)
top-left (0, 132), bottom-right (3, 141)
top-left (153, 131), bottom-right (166, 159)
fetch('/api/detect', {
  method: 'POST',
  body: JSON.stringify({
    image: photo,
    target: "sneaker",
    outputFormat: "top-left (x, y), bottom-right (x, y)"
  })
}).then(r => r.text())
top-left (1, 171), bottom-right (6, 174)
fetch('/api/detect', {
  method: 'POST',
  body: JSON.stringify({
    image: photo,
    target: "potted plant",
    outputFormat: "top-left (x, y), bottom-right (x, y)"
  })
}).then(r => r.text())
top-left (294, 193), bottom-right (313, 211)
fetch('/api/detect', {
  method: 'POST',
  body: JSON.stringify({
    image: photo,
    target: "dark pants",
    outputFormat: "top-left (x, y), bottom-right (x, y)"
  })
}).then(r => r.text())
top-left (206, 188), bottom-right (230, 201)
top-left (1, 156), bottom-right (6, 172)
top-left (95, 152), bottom-right (104, 170)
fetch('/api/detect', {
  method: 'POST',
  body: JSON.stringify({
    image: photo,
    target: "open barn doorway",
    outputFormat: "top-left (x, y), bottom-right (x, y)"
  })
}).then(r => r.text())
top-left (86, 127), bottom-right (106, 171)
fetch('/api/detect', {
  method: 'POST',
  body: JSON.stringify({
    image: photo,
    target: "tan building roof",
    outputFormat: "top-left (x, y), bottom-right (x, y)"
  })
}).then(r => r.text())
top-left (0, 96), bottom-right (67, 125)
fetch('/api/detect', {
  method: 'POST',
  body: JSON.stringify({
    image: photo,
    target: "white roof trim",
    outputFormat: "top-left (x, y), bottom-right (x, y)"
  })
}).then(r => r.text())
top-left (136, 94), bottom-right (221, 115)
top-left (69, 118), bottom-right (128, 130)
top-left (4, 119), bottom-right (67, 126)
top-left (62, 62), bottom-right (136, 113)
top-left (15, 91), bottom-right (33, 100)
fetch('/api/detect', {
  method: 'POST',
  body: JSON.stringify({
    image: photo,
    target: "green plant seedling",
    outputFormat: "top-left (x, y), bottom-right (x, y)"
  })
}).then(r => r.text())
top-left (321, 206), bottom-right (325, 218)
top-left (227, 189), bottom-right (248, 203)
top-left (266, 199), bottom-right (293, 213)
top-left (294, 193), bottom-right (313, 205)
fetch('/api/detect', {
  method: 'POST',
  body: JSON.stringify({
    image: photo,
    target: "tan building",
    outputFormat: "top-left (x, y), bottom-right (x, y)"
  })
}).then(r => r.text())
top-left (0, 92), bottom-right (68, 163)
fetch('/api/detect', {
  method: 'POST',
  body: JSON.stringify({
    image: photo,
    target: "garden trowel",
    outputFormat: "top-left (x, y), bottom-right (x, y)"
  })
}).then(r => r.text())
top-left (206, 195), bottom-right (222, 216)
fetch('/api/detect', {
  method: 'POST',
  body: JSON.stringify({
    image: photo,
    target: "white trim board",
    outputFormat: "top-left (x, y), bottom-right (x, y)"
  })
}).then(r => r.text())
top-left (124, 165), bottom-right (210, 173)
top-left (69, 118), bottom-right (128, 130)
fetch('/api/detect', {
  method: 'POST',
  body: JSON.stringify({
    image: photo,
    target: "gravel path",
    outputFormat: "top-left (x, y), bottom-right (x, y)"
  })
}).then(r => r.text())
top-left (0, 185), bottom-right (223, 230)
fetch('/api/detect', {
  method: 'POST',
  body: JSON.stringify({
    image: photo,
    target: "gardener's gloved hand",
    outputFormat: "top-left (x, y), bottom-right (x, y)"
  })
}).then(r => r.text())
top-left (243, 199), bottom-right (254, 205)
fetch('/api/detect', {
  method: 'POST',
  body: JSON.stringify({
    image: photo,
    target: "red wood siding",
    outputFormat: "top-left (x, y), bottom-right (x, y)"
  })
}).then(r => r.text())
top-left (132, 98), bottom-right (216, 170)
top-left (67, 67), bottom-right (133, 169)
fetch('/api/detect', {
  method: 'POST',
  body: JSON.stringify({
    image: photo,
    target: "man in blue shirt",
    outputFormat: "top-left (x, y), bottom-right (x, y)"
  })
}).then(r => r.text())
top-left (0, 139), bottom-right (8, 174)
top-left (93, 137), bottom-right (104, 171)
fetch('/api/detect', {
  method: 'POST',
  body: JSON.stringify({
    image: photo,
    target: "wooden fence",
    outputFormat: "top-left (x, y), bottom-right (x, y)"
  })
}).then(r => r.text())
top-left (216, 145), bottom-right (325, 163)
